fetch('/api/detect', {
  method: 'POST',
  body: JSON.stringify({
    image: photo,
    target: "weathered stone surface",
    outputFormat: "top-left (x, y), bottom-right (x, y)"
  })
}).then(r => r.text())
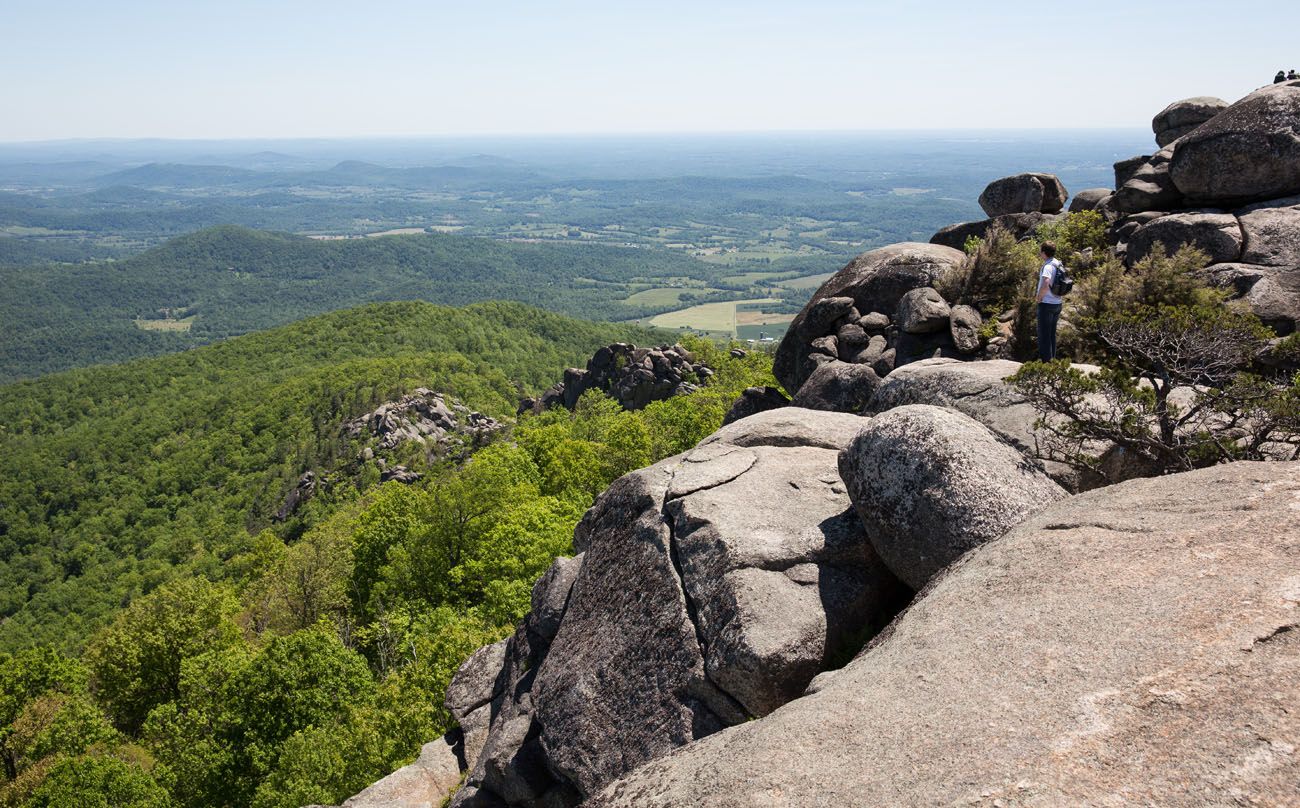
top-left (1153, 96), bottom-right (1228, 147)
top-left (788, 361), bottom-right (881, 413)
top-left (531, 458), bottom-right (721, 799)
top-left (774, 243), bottom-right (964, 393)
top-left (895, 287), bottom-right (951, 334)
top-left (446, 640), bottom-right (509, 725)
top-left (977, 173), bottom-right (1068, 217)
top-left (1112, 147), bottom-right (1183, 214)
top-left (838, 404), bottom-right (1067, 588)
top-left (1113, 154), bottom-right (1151, 189)
top-left (698, 407), bottom-right (867, 452)
top-left (594, 461), bottom-right (1300, 808)
top-left (1126, 211), bottom-right (1243, 266)
top-left (447, 409), bottom-right (905, 805)
top-left (857, 311), bottom-right (890, 332)
top-left (340, 738), bottom-right (462, 808)
top-left (947, 305), bottom-right (982, 354)
top-left (665, 444), bottom-right (908, 716)
top-left (1204, 262), bottom-right (1300, 336)
top-left (1170, 81), bottom-right (1300, 204)
top-left (526, 555), bottom-right (582, 647)
top-left (797, 296), bottom-right (856, 338)
top-left (721, 386), bottom-right (790, 426)
top-left (1067, 187), bottom-right (1111, 213)
top-left (1237, 200), bottom-right (1300, 266)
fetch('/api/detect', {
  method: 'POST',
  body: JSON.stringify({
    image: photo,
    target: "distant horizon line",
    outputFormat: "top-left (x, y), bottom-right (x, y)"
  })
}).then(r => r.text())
top-left (0, 127), bottom-right (1151, 147)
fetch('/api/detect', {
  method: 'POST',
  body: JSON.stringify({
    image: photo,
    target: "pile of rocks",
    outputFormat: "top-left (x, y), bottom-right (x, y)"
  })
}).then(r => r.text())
top-left (1094, 84), bottom-right (1300, 335)
top-left (519, 343), bottom-right (711, 414)
top-left (344, 389), bottom-right (502, 453)
top-left (771, 242), bottom-right (994, 412)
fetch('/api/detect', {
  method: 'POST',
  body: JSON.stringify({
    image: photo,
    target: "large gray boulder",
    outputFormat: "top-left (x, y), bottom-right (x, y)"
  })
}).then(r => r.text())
top-left (1111, 147), bottom-right (1183, 214)
top-left (788, 361), bottom-right (881, 413)
top-left (978, 173), bottom-right (1068, 217)
top-left (838, 404), bottom-right (1067, 588)
top-left (1170, 81), bottom-right (1300, 205)
top-left (1125, 210), bottom-right (1243, 266)
top-left (448, 408), bottom-right (906, 805)
top-left (1152, 96), bottom-right (1228, 148)
top-left (593, 461), bottom-right (1300, 808)
top-left (1237, 198), bottom-right (1300, 266)
top-left (895, 287), bottom-right (950, 334)
top-left (1204, 262), bottom-right (1300, 336)
top-left (1113, 154), bottom-right (1151, 190)
top-left (1067, 187), bottom-right (1111, 213)
top-left (774, 242), bottom-right (965, 393)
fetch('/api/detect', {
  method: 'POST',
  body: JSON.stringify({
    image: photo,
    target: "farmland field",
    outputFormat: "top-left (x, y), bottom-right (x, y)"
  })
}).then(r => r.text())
top-left (648, 297), bottom-right (784, 335)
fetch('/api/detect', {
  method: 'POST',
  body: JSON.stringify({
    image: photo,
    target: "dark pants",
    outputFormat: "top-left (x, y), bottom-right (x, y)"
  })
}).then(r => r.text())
top-left (1037, 302), bottom-right (1062, 362)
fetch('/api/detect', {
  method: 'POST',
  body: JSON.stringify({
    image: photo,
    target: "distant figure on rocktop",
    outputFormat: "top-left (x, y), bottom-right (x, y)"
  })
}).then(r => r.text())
top-left (1289, 69), bottom-right (1299, 80)
top-left (1276, 70), bottom-right (1288, 83)
top-left (1035, 242), bottom-right (1064, 362)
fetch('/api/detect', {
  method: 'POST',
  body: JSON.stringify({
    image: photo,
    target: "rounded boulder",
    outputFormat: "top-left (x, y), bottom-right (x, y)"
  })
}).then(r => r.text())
top-left (838, 404), bottom-right (1067, 588)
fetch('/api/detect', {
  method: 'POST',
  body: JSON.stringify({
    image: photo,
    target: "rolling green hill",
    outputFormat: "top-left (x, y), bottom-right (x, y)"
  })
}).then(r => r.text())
top-left (0, 225), bottom-right (723, 381)
top-left (0, 299), bottom-right (664, 651)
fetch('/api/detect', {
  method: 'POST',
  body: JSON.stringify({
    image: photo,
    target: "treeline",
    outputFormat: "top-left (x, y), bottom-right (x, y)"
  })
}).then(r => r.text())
top-left (0, 226), bottom-right (717, 381)
top-left (0, 304), bottom-right (779, 807)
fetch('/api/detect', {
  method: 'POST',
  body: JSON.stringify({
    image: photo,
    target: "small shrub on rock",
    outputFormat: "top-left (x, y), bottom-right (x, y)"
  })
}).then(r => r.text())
top-left (1011, 305), bottom-right (1300, 481)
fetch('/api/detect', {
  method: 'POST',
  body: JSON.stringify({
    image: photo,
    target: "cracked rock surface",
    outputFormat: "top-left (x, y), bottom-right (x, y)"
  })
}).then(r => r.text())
top-left (593, 461), bottom-right (1300, 807)
top-left (445, 408), bottom-right (908, 806)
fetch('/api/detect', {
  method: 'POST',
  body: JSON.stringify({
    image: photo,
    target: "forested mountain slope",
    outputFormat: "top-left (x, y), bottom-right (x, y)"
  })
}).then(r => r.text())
top-left (0, 300), bottom-right (664, 651)
top-left (0, 226), bottom-right (717, 381)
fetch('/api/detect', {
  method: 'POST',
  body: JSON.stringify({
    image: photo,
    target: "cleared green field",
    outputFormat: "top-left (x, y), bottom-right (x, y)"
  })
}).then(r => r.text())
top-left (621, 286), bottom-right (718, 306)
top-left (649, 297), bottom-right (782, 334)
top-left (720, 271), bottom-right (790, 285)
top-left (778, 272), bottom-right (834, 291)
top-left (133, 315), bottom-right (196, 332)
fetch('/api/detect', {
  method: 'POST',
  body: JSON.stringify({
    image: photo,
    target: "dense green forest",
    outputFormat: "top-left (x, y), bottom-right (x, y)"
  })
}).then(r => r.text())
top-left (0, 226), bottom-right (730, 381)
top-left (0, 298), bottom-right (777, 807)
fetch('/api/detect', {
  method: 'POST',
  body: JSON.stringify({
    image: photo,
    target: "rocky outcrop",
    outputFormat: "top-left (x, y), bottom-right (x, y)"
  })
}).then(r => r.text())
top-left (1152, 95), bottom-right (1228, 148)
top-left (839, 404), bottom-right (1068, 588)
top-left (1067, 187), bottom-right (1110, 213)
top-left (519, 343), bottom-right (711, 414)
top-left (1109, 146), bottom-right (1182, 214)
top-left (345, 389), bottom-right (502, 454)
top-left (1125, 210), bottom-right (1243, 266)
top-left (446, 408), bottom-right (907, 806)
top-left (977, 172), bottom-right (1068, 217)
top-left (1170, 81), bottom-right (1300, 205)
top-left (773, 242), bottom-right (965, 393)
top-left (593, 461), bottom-right (1300, 807)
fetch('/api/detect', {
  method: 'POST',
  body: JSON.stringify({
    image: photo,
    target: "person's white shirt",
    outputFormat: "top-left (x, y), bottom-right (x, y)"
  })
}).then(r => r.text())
top-left (1038, 259), bottom-right (1064, 305)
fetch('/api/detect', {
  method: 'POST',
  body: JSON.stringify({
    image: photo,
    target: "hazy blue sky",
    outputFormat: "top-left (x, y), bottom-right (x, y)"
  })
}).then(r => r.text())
top-left (3, 0), bottom-right (1296, 140)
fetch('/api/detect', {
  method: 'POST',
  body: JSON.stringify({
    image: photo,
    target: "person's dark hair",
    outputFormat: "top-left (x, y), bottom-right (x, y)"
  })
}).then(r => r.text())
top-left (1040, 242), bottom-right (1057, 259)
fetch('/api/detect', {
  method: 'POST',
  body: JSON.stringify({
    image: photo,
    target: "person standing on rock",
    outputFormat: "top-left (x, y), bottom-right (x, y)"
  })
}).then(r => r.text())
top-left (1289, 69), bottom-right (1299, 81)
top-left (1276, 70), bottom-right (1288, 83)
top-left (1035, 242), bottom-right (1064, 362)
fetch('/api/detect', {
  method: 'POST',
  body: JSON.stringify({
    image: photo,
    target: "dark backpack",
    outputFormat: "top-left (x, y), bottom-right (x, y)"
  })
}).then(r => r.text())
top-left (1050, 261), bottom-right (1074, 297)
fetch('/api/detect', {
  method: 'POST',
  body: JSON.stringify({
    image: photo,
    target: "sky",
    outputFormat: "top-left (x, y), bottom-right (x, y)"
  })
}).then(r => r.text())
top-left (3, 0), bottom-right (1297, 141)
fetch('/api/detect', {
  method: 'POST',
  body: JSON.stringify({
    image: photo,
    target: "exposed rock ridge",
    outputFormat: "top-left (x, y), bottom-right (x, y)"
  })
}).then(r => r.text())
top-left (592, 461), bottom-right (1300, 807)
top-left (519, 343), bottom-right (712, 414)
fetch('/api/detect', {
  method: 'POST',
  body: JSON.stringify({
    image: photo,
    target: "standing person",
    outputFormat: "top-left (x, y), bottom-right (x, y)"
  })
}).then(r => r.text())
top-left (1289, 69), bottom-right (1299, 80)
top-left (1035, 242), bottom-right (1064, 362)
